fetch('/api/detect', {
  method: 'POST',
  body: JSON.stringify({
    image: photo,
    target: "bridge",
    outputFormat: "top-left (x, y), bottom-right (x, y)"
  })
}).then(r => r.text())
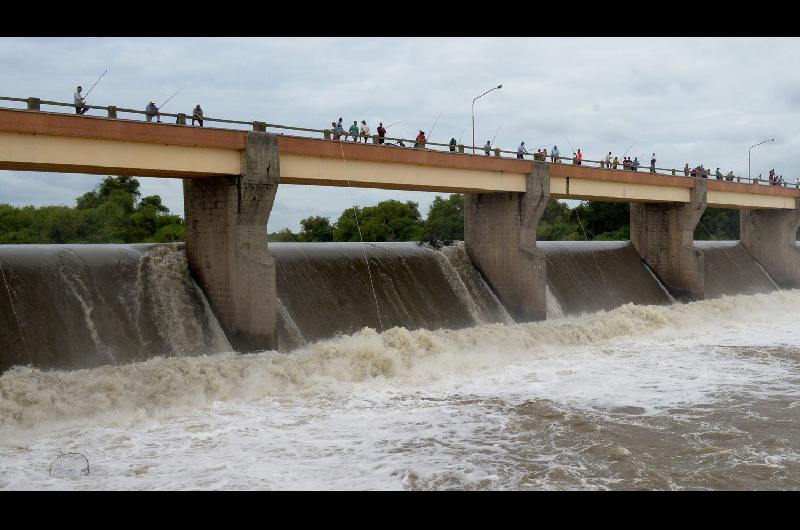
top-left (1, 97), bottom-right (798, 351)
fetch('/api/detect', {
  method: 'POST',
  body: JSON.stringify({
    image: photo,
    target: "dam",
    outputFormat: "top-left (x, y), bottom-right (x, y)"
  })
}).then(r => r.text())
top-left (0, 239), bottom-right (789, 373)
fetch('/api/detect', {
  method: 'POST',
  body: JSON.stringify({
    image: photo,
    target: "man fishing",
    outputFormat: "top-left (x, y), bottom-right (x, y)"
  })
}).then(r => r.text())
top-left (517, 141), bottom-right (528, 160)
top-left (74, 86), bottom-right (89, 115)
top-left (551, 145), bottom-right (560, 163)
top-left (449, 138), bottom-right (457, 152)
top-left (415, 130), bottom-right (427, 149)
top-left (484, 140), bottom-right (492, 156)
top-left (146, 101), bottom-right (161, 123)
top-left (192, 104), bottom-right (203, 127)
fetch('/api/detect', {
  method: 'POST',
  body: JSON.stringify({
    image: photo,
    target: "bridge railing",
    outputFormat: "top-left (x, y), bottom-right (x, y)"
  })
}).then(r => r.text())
top-left (2, 95), bottom-right (797, 190)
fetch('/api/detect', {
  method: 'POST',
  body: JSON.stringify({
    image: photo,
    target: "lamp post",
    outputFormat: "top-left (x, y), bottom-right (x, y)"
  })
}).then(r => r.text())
top-left (749, 138), bottom-right (774, 182)
top-left (472, 84), bottom-right (502, 154)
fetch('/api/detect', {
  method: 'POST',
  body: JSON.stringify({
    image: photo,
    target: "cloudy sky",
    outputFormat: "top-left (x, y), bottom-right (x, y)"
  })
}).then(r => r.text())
top-left (1, 37), bottom-right (798, 231)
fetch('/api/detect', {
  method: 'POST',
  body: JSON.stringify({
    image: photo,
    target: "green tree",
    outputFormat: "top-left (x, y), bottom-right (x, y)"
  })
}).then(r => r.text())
top-left (421, 194), bottom-right (464, 241)
top-left (0, 176), bottom-right (184, 244)
top-left (299, 216), bottom-right (334, 242)
top-left (334, 200), bottom-right (423, 242)
top-left (695, 208), bottom-right (739, 240)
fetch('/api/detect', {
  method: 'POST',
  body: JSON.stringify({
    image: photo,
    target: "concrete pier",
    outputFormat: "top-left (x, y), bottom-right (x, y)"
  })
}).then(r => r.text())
top-left (630, 179), bottom-right (707, 301)
top-left (464, 161), bottom-right (549, 321)
top-left (184, 132), bottom-right (279, 351)
top-left (740, 199), bottom-right (800, 289)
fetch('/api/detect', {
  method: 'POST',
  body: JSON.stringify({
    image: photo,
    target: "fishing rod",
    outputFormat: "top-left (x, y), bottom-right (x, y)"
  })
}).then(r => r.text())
top-left (428, 112), bottom-right (442, 142)
top-left (158, 87), bottom-right (183, 110)
top-left (82, 69), bottom-right (108, 101)
top-left (457, 128), bottom-right (466, 144)
top-left (559, 130), bottom-right (576, 154)
top-left (386, 120), bottom-right (406, 129)
top-left (490, 126), bottom-right (501, 147)
top-left (622, 141), bottom-right (636, 157)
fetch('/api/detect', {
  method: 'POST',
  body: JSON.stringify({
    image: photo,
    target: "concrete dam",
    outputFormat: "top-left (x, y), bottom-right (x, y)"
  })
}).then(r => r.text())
top-left (0, 240), bottom-right (785, 373)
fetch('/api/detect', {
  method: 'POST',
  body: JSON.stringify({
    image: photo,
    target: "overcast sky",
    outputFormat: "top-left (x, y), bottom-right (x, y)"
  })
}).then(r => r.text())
top-left (1, 37), bottom-right (798, 231)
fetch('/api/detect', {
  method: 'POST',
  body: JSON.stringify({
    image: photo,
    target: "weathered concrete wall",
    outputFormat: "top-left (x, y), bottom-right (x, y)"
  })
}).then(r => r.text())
top-left (630, 179), bottom-right (707, 301)
top-left (184, 132), bottom-right (279, 351)
top-left (464, 161), bottom-right (549, 321)
top-left (740, 199), bottom-right (800, 289)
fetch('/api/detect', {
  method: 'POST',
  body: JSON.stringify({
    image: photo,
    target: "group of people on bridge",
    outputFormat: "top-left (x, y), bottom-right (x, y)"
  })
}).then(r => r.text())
top-left (70, 84), bottom-right (798, 188)
top-left (74, 85), bottom-right (204, 126)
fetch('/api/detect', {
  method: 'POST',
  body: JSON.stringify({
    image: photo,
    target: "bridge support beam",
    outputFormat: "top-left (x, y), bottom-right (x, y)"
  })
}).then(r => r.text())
top-left (740, 200), bottom-right (800, 288)
top-left (630, 179), bottom-right (707, 301)
top-left (184, 132), bottom-right (279, 351)
top-left (464, 161), bottom-right (549, 321)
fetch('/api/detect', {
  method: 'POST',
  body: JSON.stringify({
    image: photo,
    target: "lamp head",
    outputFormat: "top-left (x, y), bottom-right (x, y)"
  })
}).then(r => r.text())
top-left (497, 85), bottom-right (503, 89)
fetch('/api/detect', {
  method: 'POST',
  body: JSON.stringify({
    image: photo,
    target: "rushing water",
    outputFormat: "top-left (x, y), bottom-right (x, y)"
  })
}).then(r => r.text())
top-left (1, 241), bottom-right (798, 490)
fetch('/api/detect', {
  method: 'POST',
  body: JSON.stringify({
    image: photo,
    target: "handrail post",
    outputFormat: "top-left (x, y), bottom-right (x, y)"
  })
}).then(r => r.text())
top-left (253, 121), bottom-right (266, 132)
top-left (672, 169), bottom-right (676, 175)
top-left (27, 97), bottom-right (40, 111)
top-left (176, 113), bottom-right (187, 125)
top-left (458, 144), bottom-right (464, 153)
top-left (107, 106), bottom-right (117, 119)
top-left (493, 147), bottom-right (500, 157)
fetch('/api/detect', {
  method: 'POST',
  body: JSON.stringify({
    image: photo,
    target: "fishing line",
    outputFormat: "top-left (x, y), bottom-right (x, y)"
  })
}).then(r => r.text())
top-left (82, 69), bottom-right (108, 102)
top-left (0, 258), bottom-right (31, 364)
top-left (338, 142), bottom-right (384, 332)
top-left (158, 87), bottom-right (183, 110)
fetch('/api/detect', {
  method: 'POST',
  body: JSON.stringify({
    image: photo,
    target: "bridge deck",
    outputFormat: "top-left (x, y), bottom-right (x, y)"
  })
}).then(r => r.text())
top-left (0, 108), bottom-right (797, 209)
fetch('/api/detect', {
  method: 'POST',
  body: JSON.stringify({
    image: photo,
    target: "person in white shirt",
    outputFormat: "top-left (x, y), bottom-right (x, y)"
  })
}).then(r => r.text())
top-left (605, 152), bottom-right (612, 168)
top-left (359, 120), bottom-right (370, 143)
top-left (551, 145), bottom-right (560, 163)
top-left (74, 86), bottom-right (89, 115)
top-left (484, 141), bottom-right (491, 156)
top-left (517, 141), bottom-right (528, 159)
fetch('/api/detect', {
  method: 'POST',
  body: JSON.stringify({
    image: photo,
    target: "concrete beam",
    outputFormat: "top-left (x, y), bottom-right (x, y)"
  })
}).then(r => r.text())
top-left (464, 161), bottom-right (549, 321)
top-left (184, 132), bottom-right (279, 351)
top-left (630, 179), bottom-right (708, 301)
top-left (740, 199), bottom-right (800, 288)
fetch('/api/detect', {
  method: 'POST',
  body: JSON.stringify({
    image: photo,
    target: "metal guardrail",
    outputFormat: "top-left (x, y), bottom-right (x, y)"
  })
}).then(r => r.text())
top-left (2, 95), bottom-right (798, 189)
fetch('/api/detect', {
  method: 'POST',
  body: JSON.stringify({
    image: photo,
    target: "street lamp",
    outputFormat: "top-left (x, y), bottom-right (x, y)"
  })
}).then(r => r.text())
top-left (749, 138), bottom-right (775, 181)
top-left (472, 84), bottom-right (502, 154)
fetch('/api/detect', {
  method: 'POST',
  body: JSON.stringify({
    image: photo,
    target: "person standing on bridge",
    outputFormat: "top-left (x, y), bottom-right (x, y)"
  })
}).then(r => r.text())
top-left (449, 138), bottom-right (457, 152)
top-left (605, 152), bottom-right (612, 168)
top-left (377, 122), bottom-right (386, 144)
top-left (192, 104), bottom-right (203, 127)
top-left (650, 154), bottom-right (657, 173)
top-left (349, 121), bottom-right (359, 142)
top-left (612, 156), bottom-right (619, 169)
top-left (684, 163), bottom-right (690, 177)
top-left (715, 168), bottom-right (723, 180)
top-left (517, 141), bottom-right (528, 159)
top-left (415, 130), bottom-right (427, 148)
top-left (360, 120), bottom-right (370, 143)
top-left (74, 86), bottom-right (89, 115)
top-left (145, 101), bottom-right (161, 123)
top-left (484, 140), bottom-right (492, 156)
top-left (576, 149), bottom-right (583, 165)
top-left (632, 157), bottom-right (640, 171)
top-left (551, 145), bottom-right (560, 163)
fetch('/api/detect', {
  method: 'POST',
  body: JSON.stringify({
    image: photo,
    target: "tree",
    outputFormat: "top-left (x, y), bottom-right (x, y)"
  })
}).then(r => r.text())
top-left (421, 194), bottom-right (464, 241)
top-left (299, 216), bottom-right (334, 242)
top-left (334, 200), bottom-right (423, 242)
top-left (0, 176), bottom-right (184, 244)
top-left (695, 208), bottom-right (739, 240)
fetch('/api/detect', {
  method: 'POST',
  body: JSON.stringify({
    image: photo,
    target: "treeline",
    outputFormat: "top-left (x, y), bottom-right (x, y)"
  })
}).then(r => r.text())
top-left (269, 194), bottom-right (741, 242)
top-left (0, 176), bottom-right (184, 244)
top-left (0, 176), bottom-right (740, 244)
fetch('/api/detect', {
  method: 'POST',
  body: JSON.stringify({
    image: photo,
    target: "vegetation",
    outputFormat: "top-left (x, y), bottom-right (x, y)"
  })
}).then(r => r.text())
top-left (1, 177), bottom-right (743, 244)
top-left (0, 176), bottom-right (184, 244)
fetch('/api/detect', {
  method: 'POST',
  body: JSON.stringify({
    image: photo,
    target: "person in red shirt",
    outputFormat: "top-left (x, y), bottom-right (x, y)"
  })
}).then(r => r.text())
top-left (415, 130), bottom-right (426, 148)
top-left (377, 122), bottom-right (386, 144)
top-left (576, 149), bottom-right (583, 165)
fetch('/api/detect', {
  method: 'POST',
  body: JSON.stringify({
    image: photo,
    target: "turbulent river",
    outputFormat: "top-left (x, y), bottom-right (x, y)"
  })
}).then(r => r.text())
top-left (1, 242), bottom-right (798, 490)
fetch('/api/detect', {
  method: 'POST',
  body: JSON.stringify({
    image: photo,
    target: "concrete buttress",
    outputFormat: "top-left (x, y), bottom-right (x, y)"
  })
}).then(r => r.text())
top-left (630, 178), bottom-right (707, 301)
top-left (740, 198), bottom-right (800, 289)
top-left (464, 161), bottom-right (549, 321)
top-left (184, 132), bottom-right (279, 351)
